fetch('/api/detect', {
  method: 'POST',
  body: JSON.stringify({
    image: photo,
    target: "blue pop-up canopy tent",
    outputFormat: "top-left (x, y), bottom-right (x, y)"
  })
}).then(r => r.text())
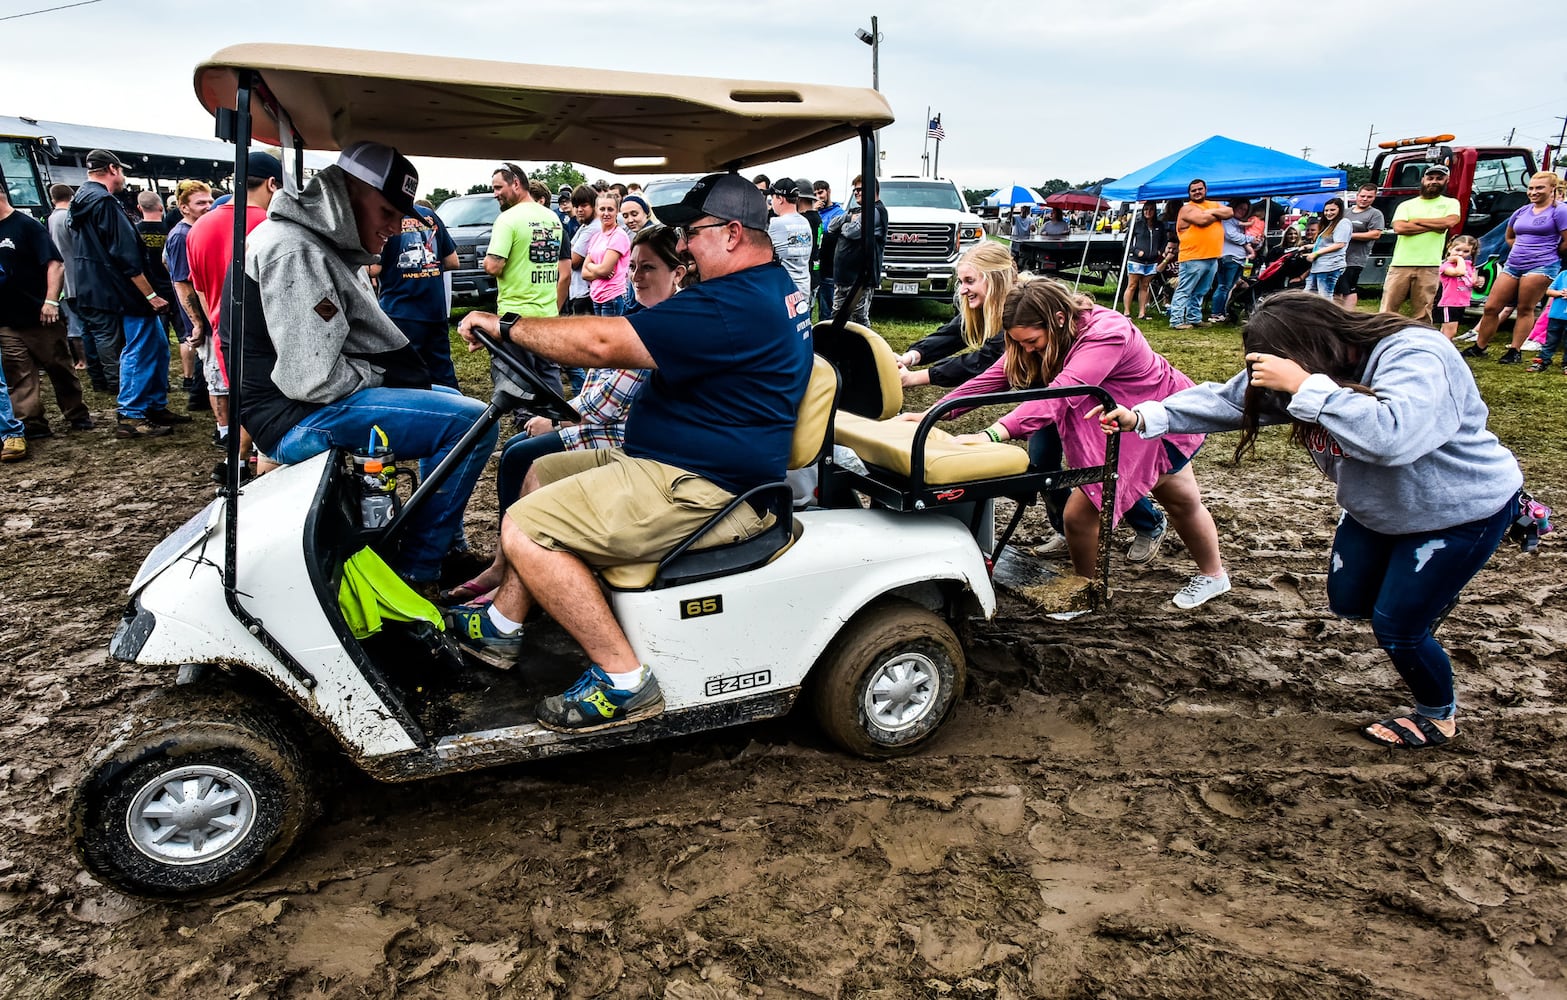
top-left (1102, 135), bottom-right (1346, 201)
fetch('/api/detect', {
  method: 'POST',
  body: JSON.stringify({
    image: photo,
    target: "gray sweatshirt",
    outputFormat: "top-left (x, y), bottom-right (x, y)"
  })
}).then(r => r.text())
top-left (1135, 328), bottom-right (1521, 533)
top-left (246, 165), bottom-right (411, 404)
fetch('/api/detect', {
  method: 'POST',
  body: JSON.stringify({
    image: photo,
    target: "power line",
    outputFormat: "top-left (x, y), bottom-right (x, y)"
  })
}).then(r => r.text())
top-left (0, 0), bottom-right (105, 21)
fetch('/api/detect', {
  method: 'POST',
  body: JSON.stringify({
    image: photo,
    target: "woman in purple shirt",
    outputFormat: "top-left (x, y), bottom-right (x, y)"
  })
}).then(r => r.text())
top-left (1470, 171), bottom-right (1567, 364)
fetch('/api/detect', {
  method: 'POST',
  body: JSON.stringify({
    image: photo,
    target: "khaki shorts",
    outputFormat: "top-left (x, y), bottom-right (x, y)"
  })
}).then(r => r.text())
top-left (506, 449), bottom-right (770, 568)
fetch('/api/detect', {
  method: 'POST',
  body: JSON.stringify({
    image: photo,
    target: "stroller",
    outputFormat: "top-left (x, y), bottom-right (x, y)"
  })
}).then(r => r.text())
top-left (1224, 246), bottom-right (1310, 323)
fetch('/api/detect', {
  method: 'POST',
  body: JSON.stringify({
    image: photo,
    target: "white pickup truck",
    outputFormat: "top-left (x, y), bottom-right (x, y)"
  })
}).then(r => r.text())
top-left (856, 177), bottom-right (986, 301)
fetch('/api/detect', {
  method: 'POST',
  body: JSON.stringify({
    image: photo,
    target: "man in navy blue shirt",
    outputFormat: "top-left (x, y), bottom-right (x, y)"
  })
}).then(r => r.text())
top-left (455, 172), bottom-right (812, 731)
top-left (371, 205), bottom-right (458, 388)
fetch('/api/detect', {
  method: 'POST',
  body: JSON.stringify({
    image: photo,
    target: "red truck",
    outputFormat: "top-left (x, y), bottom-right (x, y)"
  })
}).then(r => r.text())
top-left (1361, 134), bottom-right (1539, 293)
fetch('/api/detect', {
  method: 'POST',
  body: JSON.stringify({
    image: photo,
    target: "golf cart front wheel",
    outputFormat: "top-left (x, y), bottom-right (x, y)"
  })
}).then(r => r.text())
top-left (71, 697), bottom-right (317, 899)
top-left (812, 600), bottom-right (965, 759)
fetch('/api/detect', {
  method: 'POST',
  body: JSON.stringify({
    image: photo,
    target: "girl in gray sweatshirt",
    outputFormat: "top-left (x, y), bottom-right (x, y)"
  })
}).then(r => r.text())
top-left (1095, 292), bottom-right (1522, 751)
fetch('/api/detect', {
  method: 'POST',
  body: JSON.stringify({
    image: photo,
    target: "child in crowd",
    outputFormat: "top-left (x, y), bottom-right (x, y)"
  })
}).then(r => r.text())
top-left (1436, 236), bottom-right (1479, 340)
top-left (1529, 266), bottom-right (1567, 373)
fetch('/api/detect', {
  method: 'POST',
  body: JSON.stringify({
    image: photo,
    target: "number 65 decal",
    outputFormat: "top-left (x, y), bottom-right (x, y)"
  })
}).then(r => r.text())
top-left (679, 595), bottom-right (724, 619)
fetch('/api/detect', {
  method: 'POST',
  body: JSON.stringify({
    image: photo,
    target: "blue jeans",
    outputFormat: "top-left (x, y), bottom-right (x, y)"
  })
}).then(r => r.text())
top-left (77, 305), bottom-right (125, 393)
top-left (497, 429), bottom-right (566, 515)
top-left (591, 296), bottom-right (625, 317)
top-left (816, 277), bottom-right (836, 321)
top-left (271, 386), bottom-right (498, 583)
top-left (1540, 317), bottom-right (1566, 365)
top-left (1326, 498), bottom-right (1515, 720)
top-left (117, 314), bottom-right (170, 419)
top-left (1305, 268), bottom-right (1343, 298)
top-left (1168, 257), bottom-right (1218, 326)
top-left (1211, 256), bottom-right (1244, 317)
top-left (1027, 427), bottom-right (1164, 536)
top-left (0, 356), bottom-right (22, 439)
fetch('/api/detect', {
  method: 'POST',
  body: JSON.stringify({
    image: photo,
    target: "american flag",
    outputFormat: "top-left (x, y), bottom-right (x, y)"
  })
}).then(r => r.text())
top-left (927, 115), bottom-right (945, 141)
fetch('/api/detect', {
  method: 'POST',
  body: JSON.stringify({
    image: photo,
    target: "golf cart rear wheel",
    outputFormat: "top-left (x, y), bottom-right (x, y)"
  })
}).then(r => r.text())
top-left (71, 692), bottom-right (316, 899)
top-left (812, 600), bottom-right (965, 759)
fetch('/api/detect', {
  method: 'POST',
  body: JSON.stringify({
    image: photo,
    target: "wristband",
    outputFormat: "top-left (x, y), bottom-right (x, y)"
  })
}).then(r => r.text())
top-left (984, 427), bottom-right (1002, 443)
top-left (44, 299), bottom-right (58, 307)
top-left (145, 291), bottom-right (159, 302)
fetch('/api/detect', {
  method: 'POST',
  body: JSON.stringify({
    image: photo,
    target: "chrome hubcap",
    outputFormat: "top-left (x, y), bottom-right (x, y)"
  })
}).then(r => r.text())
top-left (863, 652), bottom-right (939, 732)
top-left (126, 765), bottom-right (257, 866)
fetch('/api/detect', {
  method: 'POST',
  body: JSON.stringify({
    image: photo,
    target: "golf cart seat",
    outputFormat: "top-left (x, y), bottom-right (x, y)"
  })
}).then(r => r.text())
top-left (598, 354), bottom-right (838, 591)
top-left (817, 321), bottom-right (1029, 485)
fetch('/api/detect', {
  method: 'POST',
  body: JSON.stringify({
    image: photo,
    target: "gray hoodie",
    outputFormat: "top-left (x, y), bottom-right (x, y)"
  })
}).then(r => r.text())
top-left (237, 166), bottom-right (429, 454)
top-left (247, 165), bottom-right (412, 403)
top-left (1135, 328), bottom-right (1522, 533)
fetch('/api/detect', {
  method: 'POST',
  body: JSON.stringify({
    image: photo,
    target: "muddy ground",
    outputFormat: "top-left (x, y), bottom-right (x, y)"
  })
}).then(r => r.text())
top-left (2, 389), bottom-right (1564, 1000)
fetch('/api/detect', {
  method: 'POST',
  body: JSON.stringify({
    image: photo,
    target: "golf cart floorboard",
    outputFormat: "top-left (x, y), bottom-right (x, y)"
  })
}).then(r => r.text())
top-left (364, 618), bottom-right (590, 737)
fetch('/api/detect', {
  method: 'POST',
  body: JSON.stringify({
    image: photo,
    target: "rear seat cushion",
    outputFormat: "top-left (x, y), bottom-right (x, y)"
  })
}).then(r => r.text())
top-left (834, 411), bottom-right (1029, 485)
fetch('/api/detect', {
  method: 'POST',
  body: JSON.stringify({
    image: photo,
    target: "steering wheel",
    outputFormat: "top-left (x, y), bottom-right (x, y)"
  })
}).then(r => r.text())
top-left (472, 325), bottom-right (582, 425)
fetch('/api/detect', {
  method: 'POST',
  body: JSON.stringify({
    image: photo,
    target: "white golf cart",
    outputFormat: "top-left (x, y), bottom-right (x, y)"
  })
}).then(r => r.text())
top-left (70, 44), bottom-right (1122, 898)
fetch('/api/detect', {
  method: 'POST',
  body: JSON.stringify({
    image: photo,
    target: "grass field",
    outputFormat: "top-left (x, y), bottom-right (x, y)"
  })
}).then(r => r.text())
top-left (451, 272), bottom-right (1565, 490)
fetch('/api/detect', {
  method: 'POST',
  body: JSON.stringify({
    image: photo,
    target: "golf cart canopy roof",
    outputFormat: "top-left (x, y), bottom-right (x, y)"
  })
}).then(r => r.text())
top-left (194, 44), bottom-right (894, 172)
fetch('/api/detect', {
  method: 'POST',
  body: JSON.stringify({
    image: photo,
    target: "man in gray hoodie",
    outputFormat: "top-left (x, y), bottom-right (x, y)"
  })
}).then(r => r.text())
top-left (233, 141), bottom-right (496, 585)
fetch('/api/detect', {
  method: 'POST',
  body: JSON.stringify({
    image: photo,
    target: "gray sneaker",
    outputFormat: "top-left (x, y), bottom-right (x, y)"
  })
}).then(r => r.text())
top-left (1126, 522), bottom-right (1167, 564)
top-left (1173, 573), bottom-right (1231, 610)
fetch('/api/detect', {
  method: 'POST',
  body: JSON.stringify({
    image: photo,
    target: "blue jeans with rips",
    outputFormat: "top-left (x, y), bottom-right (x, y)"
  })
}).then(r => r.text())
top-left (1326, 498), bottom-right (1516, 720)
top-left (271, 386), bottom-right (498, 583)
top-left (116, 314), bottom-right (170, 419)
top-left (1168, 257), bottom-right (1218, 326)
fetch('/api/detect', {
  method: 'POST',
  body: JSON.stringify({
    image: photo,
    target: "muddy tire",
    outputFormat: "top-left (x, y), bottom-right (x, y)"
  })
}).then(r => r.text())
top-left (811, 600), bottom-right (965, 759)
top-left (70, 688), bottom-right (317, 899)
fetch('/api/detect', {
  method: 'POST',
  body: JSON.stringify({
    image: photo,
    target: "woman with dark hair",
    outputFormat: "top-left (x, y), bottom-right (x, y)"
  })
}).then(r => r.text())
top-left (905, 278), bottom-right (1229, 606)
top-left (1123, 202), bottom-right (1167, 320)
top-left (441, 226), bottom-right (691, 604)
top-left (1304, 198), bottom-right (1351, 299)
top-left (1094, 291), bottom-right (1523, 750)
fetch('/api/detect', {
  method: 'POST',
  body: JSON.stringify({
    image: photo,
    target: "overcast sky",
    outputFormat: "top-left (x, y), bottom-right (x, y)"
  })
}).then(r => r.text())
top-left (5, 0), bottom-right (1566, 201)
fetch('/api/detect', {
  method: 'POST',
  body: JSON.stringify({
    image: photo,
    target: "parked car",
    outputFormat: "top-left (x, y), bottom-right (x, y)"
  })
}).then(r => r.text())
top-left (435, 192), bottom-right (501, 307)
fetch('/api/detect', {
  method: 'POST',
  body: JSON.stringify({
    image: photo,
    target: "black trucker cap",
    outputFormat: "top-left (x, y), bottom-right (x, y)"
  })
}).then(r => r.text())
top-left (652, 172), bottom-right (768, 232)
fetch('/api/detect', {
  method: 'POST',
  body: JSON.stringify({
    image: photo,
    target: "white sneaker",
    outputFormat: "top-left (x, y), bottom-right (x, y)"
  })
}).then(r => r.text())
top-left (1455, 329), bottom-right (1478, 344)
top-left (1173, 573), bottom-right (1231, 609)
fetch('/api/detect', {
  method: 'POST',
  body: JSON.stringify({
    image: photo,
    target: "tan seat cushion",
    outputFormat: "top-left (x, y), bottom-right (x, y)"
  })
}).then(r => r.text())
top-left (834, 411), bottom-right (1030, 485)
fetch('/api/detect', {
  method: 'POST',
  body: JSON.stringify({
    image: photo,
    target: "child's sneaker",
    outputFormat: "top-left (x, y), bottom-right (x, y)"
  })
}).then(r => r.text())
top-left (1528, 357), bottom-right (1549, 372)
top-left (536, 665), bottom-right (665, 732)
top-left (1173, 572), bottom-right (1231, 610)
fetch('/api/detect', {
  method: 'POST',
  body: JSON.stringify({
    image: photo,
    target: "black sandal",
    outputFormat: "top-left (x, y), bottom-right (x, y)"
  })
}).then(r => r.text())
top-left (1359, 713), bottom-right (1457, 750)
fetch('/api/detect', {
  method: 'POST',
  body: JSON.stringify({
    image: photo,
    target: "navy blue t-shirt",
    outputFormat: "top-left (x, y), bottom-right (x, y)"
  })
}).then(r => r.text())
top-left (625, 261), bottom-right (813, 494)
top-left (377, 206), bottom-right (457, 320)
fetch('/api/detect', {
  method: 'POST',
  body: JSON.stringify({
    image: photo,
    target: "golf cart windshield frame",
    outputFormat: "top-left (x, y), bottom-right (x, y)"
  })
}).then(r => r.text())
top-left (200, 48), bottom-right (890, 669)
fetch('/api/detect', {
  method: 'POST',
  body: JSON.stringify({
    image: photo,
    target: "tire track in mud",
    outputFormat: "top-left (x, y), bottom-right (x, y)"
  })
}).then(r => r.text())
top-left (2, 402), bottom-right (1565, 998)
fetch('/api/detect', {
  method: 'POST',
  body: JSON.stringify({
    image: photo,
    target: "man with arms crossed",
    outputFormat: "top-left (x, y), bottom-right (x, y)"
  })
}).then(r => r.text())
top-left (455, 173), bottom-right (812, 732)
top-left (1380, 165), bottom-right (1459, 324)
top-left (1167, 178), bottom-right (1233, 329)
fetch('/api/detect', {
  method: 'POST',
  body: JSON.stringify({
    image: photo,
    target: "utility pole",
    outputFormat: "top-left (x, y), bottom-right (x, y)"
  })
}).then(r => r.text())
top-left (1505, 127), bottom-right (1516, 145)
top-left (1361, 123), bottom-right (1377, 167)
top-left (921, 104), bottom-right (930, 178)
top-left (855, 16), bottom-right (883, 176)
top-left (1301, 146), bottom-right (1312, 161)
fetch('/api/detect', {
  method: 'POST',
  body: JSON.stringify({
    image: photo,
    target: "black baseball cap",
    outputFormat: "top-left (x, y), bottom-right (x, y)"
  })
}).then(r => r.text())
top-left (654, 172), bottom-right (767, 231)
top-left (84, 149), bottom-right (124, 171)
top-left (246, 151), bottom-right (284, 184)
top-left (338, 140), bottom-right (420, 216)
top-left (768, 177), bottom-right (802, 199)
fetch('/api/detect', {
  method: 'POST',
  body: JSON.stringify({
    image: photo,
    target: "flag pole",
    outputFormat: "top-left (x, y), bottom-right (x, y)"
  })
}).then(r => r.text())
top-left (922, 105), bottom-right (931, 178)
